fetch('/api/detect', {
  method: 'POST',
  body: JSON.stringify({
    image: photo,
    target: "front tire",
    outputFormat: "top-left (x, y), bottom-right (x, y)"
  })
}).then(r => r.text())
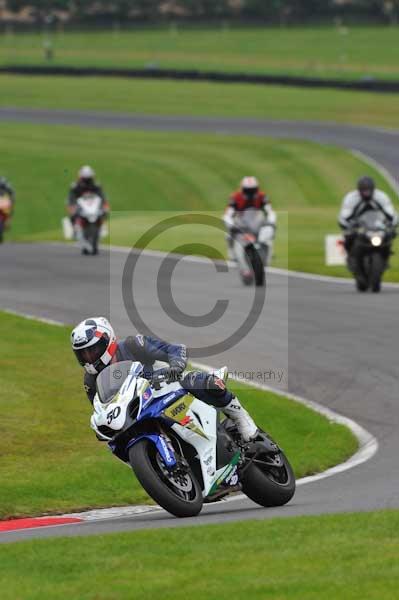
top-left (129, 439), bottom-right (203, 518)
top-left (242, 450), bottom-right (295, 507)
top-left (246, 246), bottom-right (265, 287)
top-left (369, 253), bottom-right (385, 293)
top-left (85, 223), bottom-right (100, 255)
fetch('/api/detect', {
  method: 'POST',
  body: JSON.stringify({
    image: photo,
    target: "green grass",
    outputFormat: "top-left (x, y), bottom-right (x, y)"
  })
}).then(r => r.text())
top-left (2, 120), bottom-right (399, 279)
top-left (2, 26), bottom-right (399, 81)
top-left (0, 311), bottom-right (357, 520)
top-left (3, 73), bottom-right (399, 128)
top-left (1, 511), bottom-right (399, 599)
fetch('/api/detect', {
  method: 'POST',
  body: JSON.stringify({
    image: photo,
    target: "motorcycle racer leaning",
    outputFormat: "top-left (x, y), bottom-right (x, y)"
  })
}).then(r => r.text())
top-left (224, 176), bottom-right (276, 262)
top-left (71, 317), bottom-right (258, 442)
top-left (338, 176), bottom-right (397, 258)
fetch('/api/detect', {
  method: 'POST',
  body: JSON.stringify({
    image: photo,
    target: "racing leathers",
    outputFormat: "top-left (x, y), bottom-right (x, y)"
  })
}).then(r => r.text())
top-left (0, 179), bottom-right (15, 237)
top-left (339, 188), bottom-right (397, 230)
top-left (84, 334), bottom-right (257, 441)
top-left (0, 179), bottom-right (15, 211)
top-left (224, 189), bottom-right (276, 264)
top-left (67, 181), bottom-right (109, 222)
top-left (338, 188), bottom-right (398, 253)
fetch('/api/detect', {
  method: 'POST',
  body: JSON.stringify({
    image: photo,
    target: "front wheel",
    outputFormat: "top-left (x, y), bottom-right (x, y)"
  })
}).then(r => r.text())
top-left (129, 439), bottom-right (203, 518)
top-left (85, 223), bottom-right (100, 255)
top-left (246, 246), bottom-right (265, 287)
top-left (241, 450), bottom-right (295, 507)
top-left (369, 252), bottom-right (385, 293)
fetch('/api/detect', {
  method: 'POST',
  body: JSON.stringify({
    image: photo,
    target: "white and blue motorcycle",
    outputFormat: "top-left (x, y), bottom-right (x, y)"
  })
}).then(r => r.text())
top-left (91, 361), bottom-right (295, 518)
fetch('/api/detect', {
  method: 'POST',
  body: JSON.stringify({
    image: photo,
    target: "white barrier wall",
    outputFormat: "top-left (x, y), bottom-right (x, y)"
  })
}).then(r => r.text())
top-left (325, 234), bottom-right (346, 266)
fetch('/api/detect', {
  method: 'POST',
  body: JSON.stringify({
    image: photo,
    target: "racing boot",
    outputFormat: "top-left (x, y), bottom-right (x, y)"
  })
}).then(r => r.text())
top-left (223, 397), bottom-right (258, 442)
top-left (226, 234), bottom-right (236, 261)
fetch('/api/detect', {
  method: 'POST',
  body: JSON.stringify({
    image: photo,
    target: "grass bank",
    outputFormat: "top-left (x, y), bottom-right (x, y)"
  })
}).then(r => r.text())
top-left (0, 311), bottom-right (357, 519)
top-left (3, 121), bottom-right (398, 279)
top-left (2, 26), bottom-right (399, 81)
top-left (2, 74), bottom-right (399, 128)
top-left (1, 511), bottom-right (398, 599)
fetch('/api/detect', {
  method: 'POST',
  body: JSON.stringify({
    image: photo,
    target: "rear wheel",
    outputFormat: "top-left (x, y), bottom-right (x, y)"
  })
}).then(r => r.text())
top-left (241, 450), bottom-right (295, 507)
top-left (129, 439), bottom-right (203, 518)
top-left (0, 220), bottom-right (4, 244)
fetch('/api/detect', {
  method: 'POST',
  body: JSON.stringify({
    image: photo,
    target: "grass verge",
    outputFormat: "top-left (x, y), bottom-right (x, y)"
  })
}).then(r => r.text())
top-left (3, 121), bottom-right (398, 279)
top-left (0, 311), bottom-right (357, 519)
top-left (2, 73), bottom-right (399, 128)
top-left (2, 26), bottom-right (399, 81)
top-left (1, 511), bottom-right (399, 599)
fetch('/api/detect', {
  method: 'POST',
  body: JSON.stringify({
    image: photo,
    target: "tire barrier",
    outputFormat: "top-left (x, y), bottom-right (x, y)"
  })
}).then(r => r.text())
top-left (2, 64), bottom-right (399, 94)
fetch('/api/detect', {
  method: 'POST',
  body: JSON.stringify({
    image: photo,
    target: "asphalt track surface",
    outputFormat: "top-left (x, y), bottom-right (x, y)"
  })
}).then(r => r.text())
top-left (1, 109), bottom-right (398, 543)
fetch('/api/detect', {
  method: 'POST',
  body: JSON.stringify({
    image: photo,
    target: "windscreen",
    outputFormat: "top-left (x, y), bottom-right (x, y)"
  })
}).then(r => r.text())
top-left (235, 209), bottom-right (265, 234)
top-left (358, 210), bottom-right (386, 231)
top-left (96, 361), bottom-right (134, 404)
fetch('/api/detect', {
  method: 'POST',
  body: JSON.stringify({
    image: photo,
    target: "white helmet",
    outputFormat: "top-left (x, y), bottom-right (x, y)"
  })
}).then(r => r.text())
top-left (71, 317), bottom-right (116, 375)
top-left (241, 176), bottom-right (259, 191)
top-left (79, 165), bottom-right (95, 180)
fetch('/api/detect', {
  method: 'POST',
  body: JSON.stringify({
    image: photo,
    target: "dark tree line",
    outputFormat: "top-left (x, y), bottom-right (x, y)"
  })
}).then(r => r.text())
top-left (4, 1), bottom-right (399, 22)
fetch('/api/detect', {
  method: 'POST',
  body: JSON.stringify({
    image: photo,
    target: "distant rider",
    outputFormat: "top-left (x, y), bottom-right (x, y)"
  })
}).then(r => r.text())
top-left (0, 177), bottom-right (15, 236)
top-left (67, 165), bottom-right (109, 224)
top-left (71, 317), bottom-right (258, 442)
top-left (338, 176), bottom-right (397, 269)
top-left (224, 176), bottom-right (276, 263)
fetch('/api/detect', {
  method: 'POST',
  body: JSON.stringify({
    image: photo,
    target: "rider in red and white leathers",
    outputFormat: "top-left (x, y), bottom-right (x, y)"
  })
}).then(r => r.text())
top-left (223, 176), bottom-right (276, 263)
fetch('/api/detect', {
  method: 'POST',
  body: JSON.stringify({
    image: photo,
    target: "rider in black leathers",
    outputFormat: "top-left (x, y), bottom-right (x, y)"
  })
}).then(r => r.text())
top-left (67, 166), bottom-right (108, 223)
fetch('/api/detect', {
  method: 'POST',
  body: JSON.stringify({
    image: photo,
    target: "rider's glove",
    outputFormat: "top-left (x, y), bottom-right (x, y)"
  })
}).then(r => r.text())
top-left (164, 366), bottom-right (184, 383)
top-left (230, 225), bottom-right (241, 236)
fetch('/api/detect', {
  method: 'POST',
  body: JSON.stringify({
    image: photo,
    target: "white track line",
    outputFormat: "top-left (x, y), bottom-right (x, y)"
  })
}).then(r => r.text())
top-left (45, 240), bottom-right (399, 288)
top-left (1, 309), bottom-right (378, 523)
top-left (351, 149), bottom-right (399, 197)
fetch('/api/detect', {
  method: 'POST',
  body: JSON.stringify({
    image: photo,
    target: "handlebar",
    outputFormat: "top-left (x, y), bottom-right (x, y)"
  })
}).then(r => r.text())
top-left (149, 368), bottom-right (182, 388)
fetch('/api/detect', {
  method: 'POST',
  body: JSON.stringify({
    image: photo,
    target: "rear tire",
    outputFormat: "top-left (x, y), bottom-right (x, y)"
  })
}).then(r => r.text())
top-left (129, 439), bottom-right (203, 518)
top-left (242, 451), bottom-right (295, 507)
top-left (0, 221), bottom-right (4, 244)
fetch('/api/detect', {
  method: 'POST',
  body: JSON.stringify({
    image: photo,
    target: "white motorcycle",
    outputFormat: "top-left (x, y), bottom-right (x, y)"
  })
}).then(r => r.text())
top-left (91, 360), bottom-right (295, 518)
top-left (75, 193), bottom-right (106, 255)
top-left (231, 210), bottom-right (274, 287)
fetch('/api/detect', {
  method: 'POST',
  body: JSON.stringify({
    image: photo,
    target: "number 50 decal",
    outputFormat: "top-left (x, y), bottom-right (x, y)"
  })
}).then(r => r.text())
top-left (106, 406), bottom-right (122, 425)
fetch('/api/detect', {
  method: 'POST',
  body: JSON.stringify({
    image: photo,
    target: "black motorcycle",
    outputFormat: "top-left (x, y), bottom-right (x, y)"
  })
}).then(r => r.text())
top-left (348, 210), bottom-right (395, 293)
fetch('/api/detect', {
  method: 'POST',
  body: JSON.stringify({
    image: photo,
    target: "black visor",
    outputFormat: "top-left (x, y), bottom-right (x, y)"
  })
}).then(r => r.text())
top-left (243, 187), bottom-right (258, 200)
top-left (74, 334), bottom-right (109, 367)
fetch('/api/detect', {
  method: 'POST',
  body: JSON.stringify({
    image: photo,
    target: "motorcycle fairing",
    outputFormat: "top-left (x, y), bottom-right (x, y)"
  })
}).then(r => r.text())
top-left (126, 433), bottom-right (177, 468)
